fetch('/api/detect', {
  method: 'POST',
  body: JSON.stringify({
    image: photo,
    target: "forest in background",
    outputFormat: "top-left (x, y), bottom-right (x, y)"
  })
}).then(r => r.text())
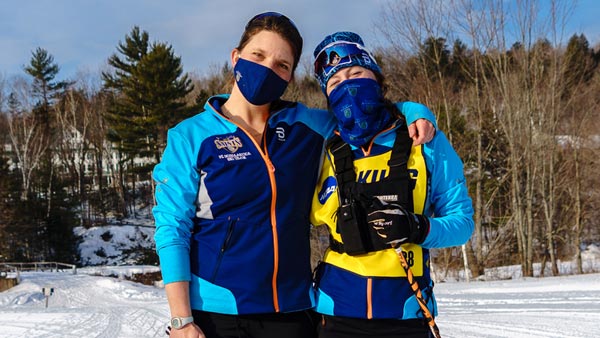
top-left (0, 0), bottom-right (598, 278)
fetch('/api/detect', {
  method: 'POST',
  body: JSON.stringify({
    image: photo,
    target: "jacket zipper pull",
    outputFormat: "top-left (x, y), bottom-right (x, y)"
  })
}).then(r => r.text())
top-left (266, 157), bottom-right (275, 172)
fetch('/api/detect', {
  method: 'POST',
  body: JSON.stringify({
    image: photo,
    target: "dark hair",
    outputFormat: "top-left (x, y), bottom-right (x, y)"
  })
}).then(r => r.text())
top-left (377, 66), bottom-right (409, 121)
top-left (384, 99), bottom-right (406, 122)
top-left (237, 12), bottom-right (303, 73)
top-left (375, 72), bottom-right (388, 97)
top-left (379, 74), bottom-right (405, 121)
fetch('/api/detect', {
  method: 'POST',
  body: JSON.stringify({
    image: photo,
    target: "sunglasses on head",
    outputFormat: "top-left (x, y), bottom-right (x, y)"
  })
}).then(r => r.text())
top-left (246, 11), bottom-right (299, 31)
top-left (314, 42), bottom-right (374, 79)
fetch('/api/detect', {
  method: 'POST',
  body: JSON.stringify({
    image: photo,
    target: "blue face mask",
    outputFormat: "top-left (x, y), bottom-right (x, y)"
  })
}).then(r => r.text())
top-left (234, 58), bottom-right (289, 105)
top-left (328, 78), bottom-right (391, 147)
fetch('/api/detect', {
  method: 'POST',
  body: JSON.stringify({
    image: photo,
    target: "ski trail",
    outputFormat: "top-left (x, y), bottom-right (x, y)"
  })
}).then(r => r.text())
top-left (439, 315), bottom-right (593, 338)
top-left (434, 274), bottom-right (600, 338)
top-left (0, 272), bottom-right (169, 338)
top-left (2, 271), bottom-right (600, 337)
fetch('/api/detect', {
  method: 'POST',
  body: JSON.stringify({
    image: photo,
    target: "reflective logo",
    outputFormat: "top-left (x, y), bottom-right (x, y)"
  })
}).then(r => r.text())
top-left (318, 176), bottom-right (337, 204)
top-left (215, 136), bottom-right (243, 153)
top-left (375, 194), bottom-right (398, 202)
top-left (276, 127), bottom-right (286, 141)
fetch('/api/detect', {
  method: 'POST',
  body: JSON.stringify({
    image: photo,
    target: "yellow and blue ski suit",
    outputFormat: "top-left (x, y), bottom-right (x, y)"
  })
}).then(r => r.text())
top-left (311, 105), bottom-right (474, 319)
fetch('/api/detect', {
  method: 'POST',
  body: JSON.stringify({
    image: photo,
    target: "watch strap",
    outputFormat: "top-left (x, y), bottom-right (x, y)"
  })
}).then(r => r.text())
top-left (171, 316), bottom-right (194, 329)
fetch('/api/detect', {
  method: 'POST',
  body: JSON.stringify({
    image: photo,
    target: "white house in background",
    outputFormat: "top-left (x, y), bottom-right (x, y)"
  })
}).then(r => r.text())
top-left (2, 128), bottom-right (154, 188)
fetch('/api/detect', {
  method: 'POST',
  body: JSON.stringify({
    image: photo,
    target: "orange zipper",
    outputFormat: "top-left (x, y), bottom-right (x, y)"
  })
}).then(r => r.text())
top-left (223, 115), bottom-right (280, 312)
top-left (367, 277), bottom-right (373, 319)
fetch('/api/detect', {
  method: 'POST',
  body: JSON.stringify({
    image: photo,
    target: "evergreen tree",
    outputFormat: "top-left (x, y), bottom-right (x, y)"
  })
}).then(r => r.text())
top-left (103, 26), bottom-right (195, 164)
top-left (103, 26), bottom-right (150, 164)
top-left (131, 43), bottom-right (195, 161)
top-left (102, 26), bottom-right (195, 217)
top-left (563, 34), bottom-right (596, 94)
top-left (24, 47), bottom-right (69, 125)
top-left (21, 48), bottom-right (78, 262)
top-left (45, 174), bottom-right (80, 263)
top-left (449, 39), bottom-right (470, 91)
top-left (419, 37), bottom-right (451, 81)
top-left (23, 47), bottom-right (69, 204)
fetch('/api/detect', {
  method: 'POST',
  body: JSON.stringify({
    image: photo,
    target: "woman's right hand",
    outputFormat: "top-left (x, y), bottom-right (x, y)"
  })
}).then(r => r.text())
top-left (164, 282), bottom-right (202, 337)
top-left (168, 323), bottom-right (205, 338)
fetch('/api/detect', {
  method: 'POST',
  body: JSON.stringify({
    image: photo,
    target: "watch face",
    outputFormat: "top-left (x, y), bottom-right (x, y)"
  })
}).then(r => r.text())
top-left (171, 316), bottom-right (193, 329)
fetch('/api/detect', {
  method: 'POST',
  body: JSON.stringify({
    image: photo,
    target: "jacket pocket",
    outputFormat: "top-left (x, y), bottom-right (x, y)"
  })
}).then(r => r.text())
top-left (210, 218), bottom-right (237, 282)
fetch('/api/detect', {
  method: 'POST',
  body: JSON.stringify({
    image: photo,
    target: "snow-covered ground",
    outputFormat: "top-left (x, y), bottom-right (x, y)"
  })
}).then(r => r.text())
top-left (436, 273), bottom-right (600, 337)
top-left (1, 268), bottom-right (599, 338)
top-left (2, 219), bottom-right (599, 338)
top-left (0, 266), bottom-right (167, 338)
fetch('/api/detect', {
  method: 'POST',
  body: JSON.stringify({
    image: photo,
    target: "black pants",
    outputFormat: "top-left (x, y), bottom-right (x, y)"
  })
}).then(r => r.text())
top-left (192, 310), bottom-right (319, 338)
top-left (318, 314), bottom-right (431, 338)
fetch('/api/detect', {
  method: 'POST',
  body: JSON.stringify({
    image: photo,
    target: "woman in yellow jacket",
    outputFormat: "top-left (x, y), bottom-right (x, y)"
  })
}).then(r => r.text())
top-left (310, 31), bottom-right (475, 338)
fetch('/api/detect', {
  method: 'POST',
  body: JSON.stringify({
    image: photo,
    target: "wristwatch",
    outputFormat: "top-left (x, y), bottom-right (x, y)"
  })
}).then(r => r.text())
top-left (170, 316), bottom-right (194, 329)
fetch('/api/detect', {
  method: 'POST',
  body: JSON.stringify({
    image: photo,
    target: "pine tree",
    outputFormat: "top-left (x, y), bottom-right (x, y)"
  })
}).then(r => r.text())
top-left (563, 34), bottom-right (596, 95)
top-left (103, 26), bottom-right (195, 163)
top-left (419, 37), bottom-right (451, 82)
top-left (131, 42), bottom-right (195, 160)
top-left (24, 47), bottom-right (69, 126)
top-left (21, 48), bottom-right (78, 262)
top-left (103, 26), bottom-right (150, 163)
top-left (102, 26), bottom-right (195, 217)
top-left (23, 47), bottom-right (69, 205)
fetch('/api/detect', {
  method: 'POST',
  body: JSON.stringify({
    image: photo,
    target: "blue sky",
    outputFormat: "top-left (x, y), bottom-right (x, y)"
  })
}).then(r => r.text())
top-left (1, 0), bottom-right (599, 82)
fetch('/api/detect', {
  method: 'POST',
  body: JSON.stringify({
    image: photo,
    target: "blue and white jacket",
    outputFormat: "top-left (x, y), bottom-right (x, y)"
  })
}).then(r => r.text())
top-left (153, 95), bottom-right (436, 315)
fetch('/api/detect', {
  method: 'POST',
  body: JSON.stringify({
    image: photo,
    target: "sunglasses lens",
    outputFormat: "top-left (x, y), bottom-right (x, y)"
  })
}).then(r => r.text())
top-left (314, 43), bottom-right (366, 78)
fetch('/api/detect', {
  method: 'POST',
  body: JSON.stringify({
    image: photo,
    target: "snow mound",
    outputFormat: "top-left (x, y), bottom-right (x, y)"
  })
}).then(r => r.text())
top-left (75, 224), bottom-right (155, 266)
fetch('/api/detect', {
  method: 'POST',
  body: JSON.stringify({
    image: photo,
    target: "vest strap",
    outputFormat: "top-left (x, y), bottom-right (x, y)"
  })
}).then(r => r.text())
top-left (327, 135), bottom-right (355, 204)
top-left (327, 123), bottom-right (414, 256)
top-left (387, 125), bottom-right (413, 207)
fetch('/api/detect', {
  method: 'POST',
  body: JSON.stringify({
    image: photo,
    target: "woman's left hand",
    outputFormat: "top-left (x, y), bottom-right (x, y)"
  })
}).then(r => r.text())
top-left (408, 118), bottom-right (436, 145)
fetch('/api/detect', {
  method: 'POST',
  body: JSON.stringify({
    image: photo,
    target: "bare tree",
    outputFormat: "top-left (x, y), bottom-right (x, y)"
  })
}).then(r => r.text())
top-left (0, 73), bottom-right (5, 110)
top-left (375, 0), bottom-right (588, 278)
top-left (378, 0), bottom-right (457, 142)
top-left (450, 0), bottom-right (510, 276)
top-left (55, 87), bottom-right (93, 226)
top-left (377, 0), bottom-right (475, 280)
top-left (6, 78), bottom-right (49, 201)
top-left (560, 45), bottom-right (598, 274)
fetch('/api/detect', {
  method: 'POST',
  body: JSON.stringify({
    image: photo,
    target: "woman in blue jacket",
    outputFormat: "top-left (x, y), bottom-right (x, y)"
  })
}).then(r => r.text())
top-left (153, 13), bottom-right (436, 338)
top-left (310, 32), bottom-right (474, 338)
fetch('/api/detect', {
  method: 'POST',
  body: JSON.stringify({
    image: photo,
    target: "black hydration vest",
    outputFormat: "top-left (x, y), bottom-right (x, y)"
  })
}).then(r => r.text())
top-left (328, 125), bottom-right (414, 256)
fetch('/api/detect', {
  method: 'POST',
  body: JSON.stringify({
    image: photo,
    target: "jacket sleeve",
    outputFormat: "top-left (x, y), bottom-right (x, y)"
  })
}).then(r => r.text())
top-left (397, 101), bottom-right (438, 130)
top-left (153, 128), bottom-right (199, 284)
top-left (420, 131), bottom-right (474, 249)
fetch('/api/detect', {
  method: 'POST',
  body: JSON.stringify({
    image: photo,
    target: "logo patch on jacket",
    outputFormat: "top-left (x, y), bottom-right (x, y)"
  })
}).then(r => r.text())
top-left (215, 135), bottom-right (243, 153)
top-left (318, 176), bottom-right (337, 204)
top-left (276, 127), bottom-right (286, 141)
top-left (215, 135), bottom-right (252, 161)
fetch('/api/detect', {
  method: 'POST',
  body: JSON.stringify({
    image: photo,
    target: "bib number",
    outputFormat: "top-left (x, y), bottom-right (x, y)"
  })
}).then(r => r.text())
top-left (399, 244), bottom-right (423, 276)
